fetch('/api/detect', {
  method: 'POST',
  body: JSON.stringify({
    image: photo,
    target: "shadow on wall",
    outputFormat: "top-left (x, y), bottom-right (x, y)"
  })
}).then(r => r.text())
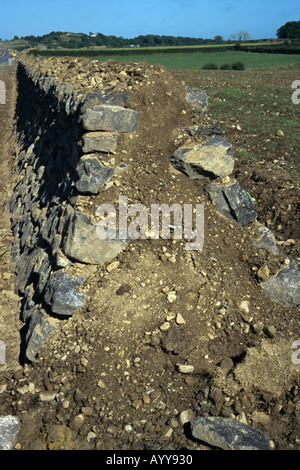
top-left (11, 62), bottom-right (85, 363)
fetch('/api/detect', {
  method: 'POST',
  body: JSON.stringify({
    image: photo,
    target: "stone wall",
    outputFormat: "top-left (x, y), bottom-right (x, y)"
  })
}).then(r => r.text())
top-left (10, 60), bottom-right (138, 362)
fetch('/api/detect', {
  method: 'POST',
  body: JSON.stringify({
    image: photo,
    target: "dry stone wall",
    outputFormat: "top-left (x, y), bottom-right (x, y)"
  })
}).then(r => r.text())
top-left (10, 59), bottom-right (142, 362)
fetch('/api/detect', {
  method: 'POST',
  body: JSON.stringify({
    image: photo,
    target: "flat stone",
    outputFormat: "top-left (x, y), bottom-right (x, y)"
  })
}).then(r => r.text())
top-left (261, 258), bottom-right (300, 307)
top-left (190, 416), bottom-right (271, 450)
top-left (44, 270), bottom-right (86, 316)
top-left (81, 131), bottom-right (118, 153)
top-left (82, 104), bottom-right (138, 132)
top-left (63, 211), bottom-right (128, 266)
top-left (75, 155), bottom-right (114, 194)
top-left (171, 136), bottom-right (234, 180)
top-left (206, 180), bottom-right (257, 225)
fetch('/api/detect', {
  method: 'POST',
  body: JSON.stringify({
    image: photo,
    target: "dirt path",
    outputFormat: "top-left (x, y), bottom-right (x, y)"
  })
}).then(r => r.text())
top-left (0, 63), bottom-right (22, 371)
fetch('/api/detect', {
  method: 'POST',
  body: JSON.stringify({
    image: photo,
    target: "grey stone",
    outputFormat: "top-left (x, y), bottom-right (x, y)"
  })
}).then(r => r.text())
top-left (44, 270), bottom-right (86, 316)
top-left (81, 131), bottom-right (118, 154)
top-left (25, 307), bottom-right (60, 361)
top-left (171, 136), bottom-right (234, 180)
top-left (185, 86), bottom-right (208, 113)
top-left (206, 180), bottom-right (257, 225)
top-left (63, 211), bottom-right (128, 266)
top-left (252, 223), bottom-right (279, 256)
top-left (261, 258), bottom-right (300, 307)
top-left (82, 104), bottom-right (138, 132)
top-left (75, 155), bottom-right (114, 194)
top-left (0, 416), bottom-right (20, 450)
top-left (190, 416), bottom-right (270, 450)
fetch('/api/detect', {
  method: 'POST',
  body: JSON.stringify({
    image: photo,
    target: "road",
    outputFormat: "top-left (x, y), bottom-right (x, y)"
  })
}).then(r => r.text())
top-left (0, 49), bottom-right (10, 65)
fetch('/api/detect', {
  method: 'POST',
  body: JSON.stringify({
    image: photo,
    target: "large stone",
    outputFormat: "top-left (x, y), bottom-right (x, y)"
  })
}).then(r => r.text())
top-left (261, 258), bottom-right (300, 307)
top-left (190, 416), bottom-right (270, 450)
top-left (63, 211), bottom-right (128, 265)
top-left (44, 270), bottom-right (86, 316)
top-left (185, 86), bottom-right (208, 113)
top-left (75, 155), bottom-right (114, 194)
top-left (82, 104), bottom-right (138, 132)
top-left (206, 180), bottom-right (257, 225)
top-left (171, 136), bottom-right (234, 180)
top-left (81, 132), bottom-right (118, 154)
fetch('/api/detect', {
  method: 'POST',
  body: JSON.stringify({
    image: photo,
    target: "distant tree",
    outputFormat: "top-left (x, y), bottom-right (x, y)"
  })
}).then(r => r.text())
top-left (277, 21), bottom-right (300, 39)
top-left (214, 35), bottom-right (223, 43)
top-left (236, 30), bottom-right (250, 41)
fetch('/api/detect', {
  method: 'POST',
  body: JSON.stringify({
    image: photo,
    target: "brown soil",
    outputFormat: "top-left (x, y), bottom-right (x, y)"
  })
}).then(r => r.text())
top-left (0, 59), bottom-right (299, 451)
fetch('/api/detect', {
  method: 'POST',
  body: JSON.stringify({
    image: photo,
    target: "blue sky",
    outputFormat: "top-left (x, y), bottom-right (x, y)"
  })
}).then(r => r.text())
top-left (0, 0), bottom-right (299, 40)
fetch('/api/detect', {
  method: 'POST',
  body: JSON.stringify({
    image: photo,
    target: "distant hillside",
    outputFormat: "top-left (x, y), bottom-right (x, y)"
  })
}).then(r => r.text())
top-left (0, 30), bottom-right (278, 51)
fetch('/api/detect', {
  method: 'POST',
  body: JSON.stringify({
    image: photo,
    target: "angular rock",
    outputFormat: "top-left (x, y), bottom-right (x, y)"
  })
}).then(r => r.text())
top-left (206, 180), bottom-right (257, 225)
top-left (75, 155), bottom-right (114, 194)
top-left (185, 86), bottom-right (208, 113)
top-left (252, 222), bottom-right (279, 256)
top-left (0, 416), bottom-right (20, 450)
top-left (261, 258), bottom-right (300, 307)
top-left (44, 270), bottom-right (86, 316)
top-left (82, 104), bottom-right (138, 132)
top-left (25, 307), bottom-right (60, 361)
top-left (81, 131), bottom-right (118, 154)
top-left (63, 211), bottom-right (128, 265)
top-left (190, 416), bottom-right (270, 450)
top-left (171, 136), bottom-right (234, 180)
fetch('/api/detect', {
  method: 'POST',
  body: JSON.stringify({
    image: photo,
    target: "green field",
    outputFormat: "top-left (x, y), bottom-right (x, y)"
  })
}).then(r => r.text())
top-left (90, 51), bottom-right (300, 70)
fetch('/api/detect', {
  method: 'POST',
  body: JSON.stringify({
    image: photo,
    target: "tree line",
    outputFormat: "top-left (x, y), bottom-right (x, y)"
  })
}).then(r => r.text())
top-left (10, 30), bottom-right (252, 49)
top-left (8, 20), bottom-right (300, 50)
